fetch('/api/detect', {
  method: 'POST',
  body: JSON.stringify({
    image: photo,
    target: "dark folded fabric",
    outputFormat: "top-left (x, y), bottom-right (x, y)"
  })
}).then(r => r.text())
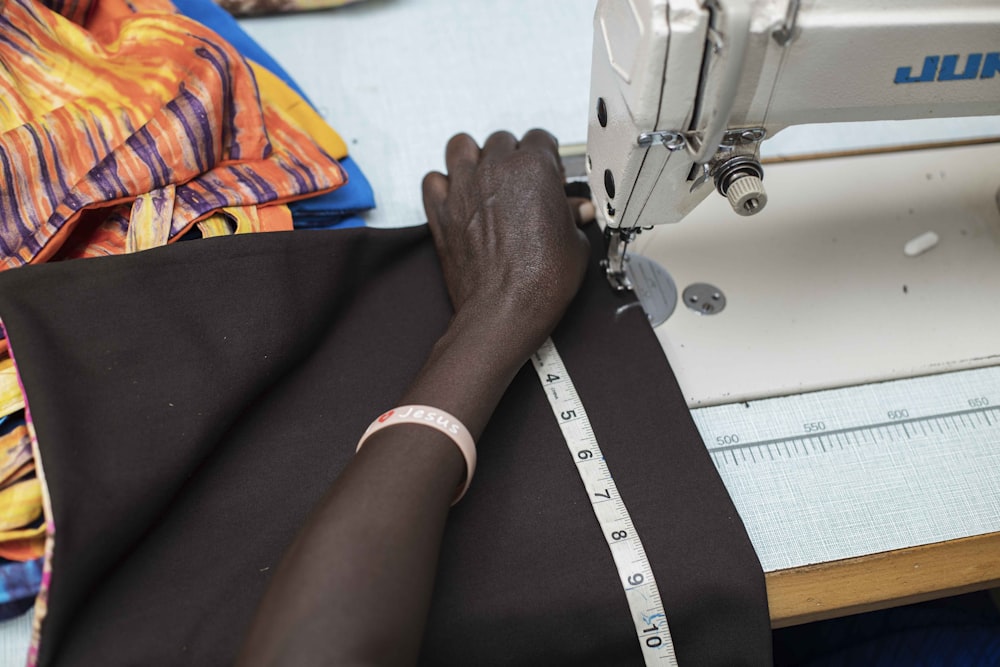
top-left (0, 223), bottom-right (770, 666)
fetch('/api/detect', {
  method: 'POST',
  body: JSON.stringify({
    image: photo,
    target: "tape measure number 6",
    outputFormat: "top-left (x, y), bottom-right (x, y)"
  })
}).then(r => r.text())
top-left (531, 338), bottom-right (678, 666)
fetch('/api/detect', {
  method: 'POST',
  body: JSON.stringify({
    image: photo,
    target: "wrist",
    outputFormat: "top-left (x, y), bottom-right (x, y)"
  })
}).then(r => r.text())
top-left (444, 307), bottom-right (543, 370)
top-left (400, 312), bottom-right (529, 440)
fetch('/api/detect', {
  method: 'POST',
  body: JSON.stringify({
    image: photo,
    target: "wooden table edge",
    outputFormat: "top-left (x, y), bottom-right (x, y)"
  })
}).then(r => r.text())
top-left (766, 531), bottom-right (1000, 628)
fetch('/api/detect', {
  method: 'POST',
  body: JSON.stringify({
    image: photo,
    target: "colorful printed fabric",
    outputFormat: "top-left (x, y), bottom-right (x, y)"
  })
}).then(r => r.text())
top-left (213, 0), bottom-right (366, 18)
top-left (0, 0), bottom-right (347, 269)
top-left (172, 0), bottom-right (316, 103)
top-left (0, 415), bottom-right (44, 562)
top-left (172, 0), bottom-right (377, 225)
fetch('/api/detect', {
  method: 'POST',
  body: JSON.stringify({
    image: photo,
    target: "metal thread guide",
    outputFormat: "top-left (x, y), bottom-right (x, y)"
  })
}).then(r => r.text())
top-left (531, 338), bottom-right (678, 666)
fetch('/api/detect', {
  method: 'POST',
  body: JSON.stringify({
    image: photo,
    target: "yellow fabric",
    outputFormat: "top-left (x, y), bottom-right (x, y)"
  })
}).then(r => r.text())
top-left (0, 523), bottom-right (46, 561)
top-left (0, 478), bottom-right (42, 532)
top-left (0, 357), bottom-right (24, 419)
top-left (250, 62), bottom-right (349, 160)
top-left (196, 213), bottom-right (235, 238)
top-left (0, 431), bottom-right (32, 488)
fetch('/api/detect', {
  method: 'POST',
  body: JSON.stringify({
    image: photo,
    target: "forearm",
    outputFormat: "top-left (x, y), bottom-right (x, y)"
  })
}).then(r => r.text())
top-left (402, 312), bottom-right (529, 438)
top-left (237, 317), bottom-right (529, 667)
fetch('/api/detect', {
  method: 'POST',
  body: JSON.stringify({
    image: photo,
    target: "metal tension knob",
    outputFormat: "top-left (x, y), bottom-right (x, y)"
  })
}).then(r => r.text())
top-left (713, 155), bottom-right (767, 217)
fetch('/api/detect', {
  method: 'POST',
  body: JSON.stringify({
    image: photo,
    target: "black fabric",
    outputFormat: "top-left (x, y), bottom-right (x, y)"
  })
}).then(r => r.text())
top-left (0, 224), bottom-right (771, 666)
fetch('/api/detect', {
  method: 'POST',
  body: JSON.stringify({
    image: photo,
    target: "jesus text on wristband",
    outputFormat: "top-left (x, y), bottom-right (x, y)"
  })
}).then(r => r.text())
top-left (356, 405), bottom-right (476, 505)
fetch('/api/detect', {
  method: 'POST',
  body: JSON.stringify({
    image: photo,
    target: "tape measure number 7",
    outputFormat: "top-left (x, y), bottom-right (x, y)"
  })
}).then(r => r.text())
top-left (531, 337), bottom-right (678, 665)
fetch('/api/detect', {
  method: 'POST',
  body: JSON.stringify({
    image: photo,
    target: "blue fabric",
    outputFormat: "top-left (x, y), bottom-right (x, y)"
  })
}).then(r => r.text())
top-left (290, 157), bottom-right (375, 226)
top-left (802, 627), bottom-right (1000, 667)
top-left (773, 592), bottom-right (1000, 666)
top-left (172, 0), bottom-right (376, 227)
top-left (0, 558), bottom-right (42, 617)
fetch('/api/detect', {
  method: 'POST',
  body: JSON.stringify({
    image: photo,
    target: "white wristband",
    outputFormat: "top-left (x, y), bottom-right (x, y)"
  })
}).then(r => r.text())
top-left (356, 405), bottom-right (477, 505)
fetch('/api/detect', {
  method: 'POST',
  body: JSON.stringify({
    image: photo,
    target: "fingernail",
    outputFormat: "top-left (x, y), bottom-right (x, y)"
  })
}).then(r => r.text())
top-left (578, 200), bottom-right (596, 222)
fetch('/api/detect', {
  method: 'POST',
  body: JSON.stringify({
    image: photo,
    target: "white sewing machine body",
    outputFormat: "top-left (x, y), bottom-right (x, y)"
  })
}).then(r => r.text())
top-left (588, 0), bottom-right (999, 229)
top-left (586, 0), bottom-right (1000, 406)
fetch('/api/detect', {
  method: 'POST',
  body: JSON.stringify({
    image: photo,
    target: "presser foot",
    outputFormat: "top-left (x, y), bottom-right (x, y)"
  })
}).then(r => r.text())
top-left (602, 225), bottom-right (679, 326)
top-left (602, 226), bottom-right (640, 291)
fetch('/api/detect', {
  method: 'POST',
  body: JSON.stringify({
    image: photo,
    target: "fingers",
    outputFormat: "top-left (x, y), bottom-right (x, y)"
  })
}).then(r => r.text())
top-left (481, 131), bottom-right (518, 164)
top-left (431, 129), bottom-right (577, 229)
top-left (444, 133), bottom-right (480, 191)
top-left (567, 196), bottom-right (596, 228)
top-left (422, 170), bottom-right (455, 296)
top-left (421, 171), bottom-right (448, 226)
top-left (441, 130), bottom-right (561, 178)
top-left (518, 128), bottom-right (561, 169)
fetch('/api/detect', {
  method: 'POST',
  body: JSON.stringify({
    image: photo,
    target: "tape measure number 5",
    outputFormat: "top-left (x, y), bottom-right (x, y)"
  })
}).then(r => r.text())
top-left (531, 338), bottom-right (678, 666)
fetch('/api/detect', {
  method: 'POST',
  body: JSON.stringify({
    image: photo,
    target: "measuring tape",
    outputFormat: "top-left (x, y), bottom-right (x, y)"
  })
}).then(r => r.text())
top-left (531, 337), bottom-right (678, 666)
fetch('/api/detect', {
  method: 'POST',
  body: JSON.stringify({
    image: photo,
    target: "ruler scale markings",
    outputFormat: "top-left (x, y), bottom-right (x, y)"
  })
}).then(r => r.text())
top-left (706, 405), bottom-right (1000, 455)
top-left (531, 338), bottom-right (676, 666)
top-left (691, 365), bottom-right (1000, 572)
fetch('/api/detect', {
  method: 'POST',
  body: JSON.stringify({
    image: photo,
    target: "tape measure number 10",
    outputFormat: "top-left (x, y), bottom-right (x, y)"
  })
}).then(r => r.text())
top-left (531, 337), bottom-right (678, 666)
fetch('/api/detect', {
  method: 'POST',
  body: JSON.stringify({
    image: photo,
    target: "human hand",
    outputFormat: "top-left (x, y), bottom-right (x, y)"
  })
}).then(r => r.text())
top-left (422, 130), bottom-right (593, 362)
top-left (241, 132), bottom-right (594, 667)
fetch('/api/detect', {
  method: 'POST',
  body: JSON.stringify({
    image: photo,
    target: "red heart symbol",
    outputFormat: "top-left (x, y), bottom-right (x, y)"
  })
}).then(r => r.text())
top-left (378, 410), bottom-right (394, 423)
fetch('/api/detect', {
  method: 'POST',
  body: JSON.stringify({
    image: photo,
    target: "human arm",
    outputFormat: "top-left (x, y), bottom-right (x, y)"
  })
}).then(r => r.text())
top-left (236, 129), bottom-right (592, 667)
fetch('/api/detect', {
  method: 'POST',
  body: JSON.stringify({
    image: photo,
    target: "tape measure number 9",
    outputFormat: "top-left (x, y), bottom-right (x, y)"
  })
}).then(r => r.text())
top-left (531, 338), bottom-right (678, 666)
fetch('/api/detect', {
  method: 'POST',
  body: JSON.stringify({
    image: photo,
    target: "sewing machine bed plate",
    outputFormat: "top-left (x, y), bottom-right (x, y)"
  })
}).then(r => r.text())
top-left (632, 142), bottom-right (1000, 408)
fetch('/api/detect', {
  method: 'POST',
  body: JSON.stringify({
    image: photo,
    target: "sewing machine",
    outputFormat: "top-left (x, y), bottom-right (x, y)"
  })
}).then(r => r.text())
top-left (583, 0), bottom-right (1000, 624)
top-left (586, 0), bottom-right (1000, 406)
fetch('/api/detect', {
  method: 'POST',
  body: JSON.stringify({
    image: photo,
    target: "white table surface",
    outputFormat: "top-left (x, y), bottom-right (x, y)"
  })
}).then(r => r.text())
top-left (240, 0), bottom-right (597, 228)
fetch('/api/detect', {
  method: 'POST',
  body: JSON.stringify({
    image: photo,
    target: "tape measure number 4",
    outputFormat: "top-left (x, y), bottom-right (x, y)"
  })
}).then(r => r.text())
top-left (531, 338), bottom-right (678, 666)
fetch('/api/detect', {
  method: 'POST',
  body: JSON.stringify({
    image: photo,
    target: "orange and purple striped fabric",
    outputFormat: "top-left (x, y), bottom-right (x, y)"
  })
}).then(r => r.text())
top-left (0, 0), bottom-right (346, 268)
